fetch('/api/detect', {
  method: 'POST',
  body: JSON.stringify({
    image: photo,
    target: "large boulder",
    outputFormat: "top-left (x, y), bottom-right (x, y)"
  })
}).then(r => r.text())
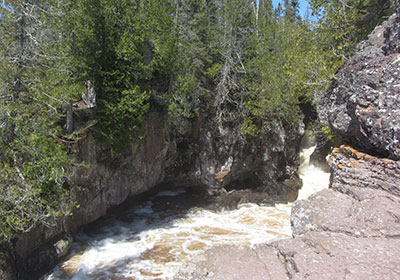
top-left (281, 145), bottom-right (400, 279)
top-left (319, 12), bottom-right (400, 160)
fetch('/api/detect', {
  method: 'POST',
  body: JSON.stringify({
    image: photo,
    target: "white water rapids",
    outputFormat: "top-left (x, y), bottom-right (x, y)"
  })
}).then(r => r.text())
top-left (43, 135), bottom-right (330, 280)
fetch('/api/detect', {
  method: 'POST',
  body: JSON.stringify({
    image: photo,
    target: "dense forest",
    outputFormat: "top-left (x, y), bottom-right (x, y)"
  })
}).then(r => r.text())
top-left (0, 0), bottom-right (395, 244)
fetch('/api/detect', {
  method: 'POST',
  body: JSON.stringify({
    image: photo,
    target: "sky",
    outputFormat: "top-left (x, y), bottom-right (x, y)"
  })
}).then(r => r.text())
top-left (272, 0), bottom-right (311, 18)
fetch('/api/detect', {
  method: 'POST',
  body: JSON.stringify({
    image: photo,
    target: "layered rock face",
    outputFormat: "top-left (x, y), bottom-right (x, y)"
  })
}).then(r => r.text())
top-left (280, 146), bottom-right (400, 280)
top-left (182, 146), bottom-right (400, 280)
top-left (183, 11), bottom-right (400, 280)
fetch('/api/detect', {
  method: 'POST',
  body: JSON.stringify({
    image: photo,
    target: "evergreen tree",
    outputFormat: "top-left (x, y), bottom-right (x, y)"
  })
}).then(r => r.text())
top-left (309, 0), bottom-right (395, 63)
top-left (284, 0), bottom-right (300, 22)
top-left (214, 0), bottom-right (254, 135)
top-left (168, 0), bottom-right (220, 120)
top-left (242, 0), bottom-right (332, 135)
top-left (71, 0), bottom-right (171, 150)
top-left (0, 0), bottom-right (78, 242)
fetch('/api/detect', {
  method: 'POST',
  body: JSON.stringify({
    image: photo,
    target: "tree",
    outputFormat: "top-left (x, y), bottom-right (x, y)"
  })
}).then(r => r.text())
top-left (309, 0), bottom-right (396, 63)
top-left (0, 0), bottom-right (78, 242)
top-left (167, 0), bottom-right (220, 120)
top-left (284, 0), bottom-right (300, 22)
top-left (241, 0), bottom-right (333, 135)
top-left (71, 0), bottom-right (177, 151)
top-left (213, 0), bottom-right (254, 136)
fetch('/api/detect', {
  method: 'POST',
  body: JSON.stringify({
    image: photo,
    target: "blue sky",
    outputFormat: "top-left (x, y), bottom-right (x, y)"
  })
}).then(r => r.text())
top-left (272, 0), bottom-right (311, 18)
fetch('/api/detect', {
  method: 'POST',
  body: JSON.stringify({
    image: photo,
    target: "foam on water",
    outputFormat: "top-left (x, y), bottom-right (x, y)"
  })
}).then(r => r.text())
top-left (297, 134), bottom-right (331, 200)
top-left (44, 202), bottom-right (292, 280)
top-left (43, 134), bottom-right (329, 280)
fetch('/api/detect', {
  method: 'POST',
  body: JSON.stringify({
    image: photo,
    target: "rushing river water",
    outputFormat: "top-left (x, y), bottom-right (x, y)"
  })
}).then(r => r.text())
top-left (43, 136), bottom-right (329, 280)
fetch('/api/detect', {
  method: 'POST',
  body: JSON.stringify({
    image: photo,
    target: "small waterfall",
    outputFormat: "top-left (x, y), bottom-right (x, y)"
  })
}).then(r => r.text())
top-left (297, 133), bottom-right (331, 200)
top-left (42, 134), bottom-right (329, 280)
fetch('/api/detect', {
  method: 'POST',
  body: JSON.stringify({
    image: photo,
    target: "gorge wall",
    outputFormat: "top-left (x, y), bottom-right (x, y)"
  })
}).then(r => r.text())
top-left (182, 10), bottom-right (400, 280)
top-left (0, 95), bottom-right (304, 278)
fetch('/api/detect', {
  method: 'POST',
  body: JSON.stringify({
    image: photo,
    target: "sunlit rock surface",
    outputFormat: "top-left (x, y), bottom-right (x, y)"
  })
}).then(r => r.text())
top-left (319, 12), bottom-right (400, 160)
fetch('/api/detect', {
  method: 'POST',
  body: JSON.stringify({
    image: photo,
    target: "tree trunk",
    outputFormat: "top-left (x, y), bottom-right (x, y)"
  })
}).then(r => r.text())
top-left (65, 101), bottom-right (73, 134)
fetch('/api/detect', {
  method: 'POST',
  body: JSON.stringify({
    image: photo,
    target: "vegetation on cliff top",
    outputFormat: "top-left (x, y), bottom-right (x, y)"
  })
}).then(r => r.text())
top-left (0, 0), bottom-right (396, 243)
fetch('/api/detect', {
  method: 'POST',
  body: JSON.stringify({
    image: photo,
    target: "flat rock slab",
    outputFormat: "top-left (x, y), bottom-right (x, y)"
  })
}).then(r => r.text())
top-left (291, 188), bottom-right (400, 238)
top-left (272, 231), bottom-right (400, 280)
top-left (180, 231), bottom-right (400, 280)
top-left (179, 245), bottom-right (288, 280)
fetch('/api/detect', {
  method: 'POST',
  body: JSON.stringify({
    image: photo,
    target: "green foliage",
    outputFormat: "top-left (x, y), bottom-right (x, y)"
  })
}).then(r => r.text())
top-left (0, 0), bottom-right (78, 242)
top-left (97, 86), bottom-right (150, 151)
top-left (169, 0), bottom-right (220, 120)
top-left (320, 125), bottom-right (340, 145)
top-left (0, 0), bottom-right (393, 244)
top-left (71, 0), bottom-right (176, 150)
top-left (241, 1), bottom-right (333, 134)
top-left (168, 74), bottom-right (199, 119)
top-left (309, 0), bottom-right (395, 65)
top-left (240, 119), bottom-right (260, 137)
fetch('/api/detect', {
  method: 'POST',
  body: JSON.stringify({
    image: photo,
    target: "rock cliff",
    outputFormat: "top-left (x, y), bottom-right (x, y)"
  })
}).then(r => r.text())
top-left (274, 11), bottom-right (400, 279)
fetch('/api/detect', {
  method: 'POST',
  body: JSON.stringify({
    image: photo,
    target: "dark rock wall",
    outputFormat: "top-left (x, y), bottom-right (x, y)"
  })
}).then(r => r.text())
top-left (11, 112), bottom-right (174, 279)
top-left (167, 116), bottom-right (303, 200)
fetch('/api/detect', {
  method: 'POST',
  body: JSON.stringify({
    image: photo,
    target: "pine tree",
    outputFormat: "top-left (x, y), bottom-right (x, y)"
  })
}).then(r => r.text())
top-left (71, 0), bottom-right (158, 150)
top-left (214, 0), bottom-right (254, 135)
top-left (168, 0), bottom-right (220, 120)
top-left (309, 0), bottom-right (395, 63)
top-left (0, 0), bottom-right (78, 242)
top-left (242, 0), bottom-right (332, 135)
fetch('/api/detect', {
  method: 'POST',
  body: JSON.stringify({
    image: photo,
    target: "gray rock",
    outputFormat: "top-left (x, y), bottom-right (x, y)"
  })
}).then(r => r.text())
top-left (319, 12), bottom-right (400, 160)
top-left (328, 145), bottom-right (400, 197)
top-left (291, 188), bottom-right (400, 238)
top-left (0, 247), bottom-right (17, 280)
top-left (6, 107), bottom-right (304, 279)
top-left (272, 231), bottom-right (400, 280)
top-left (178, 12), bottom-right (400, 280)
top-left (179, 245), bottom-right (288, 280)
top-left (15, 233), bottom-right (72, 280)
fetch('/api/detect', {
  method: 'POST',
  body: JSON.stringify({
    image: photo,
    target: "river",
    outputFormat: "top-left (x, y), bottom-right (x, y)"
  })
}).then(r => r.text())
top-left (42, 135), bottom-right (329, 280)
